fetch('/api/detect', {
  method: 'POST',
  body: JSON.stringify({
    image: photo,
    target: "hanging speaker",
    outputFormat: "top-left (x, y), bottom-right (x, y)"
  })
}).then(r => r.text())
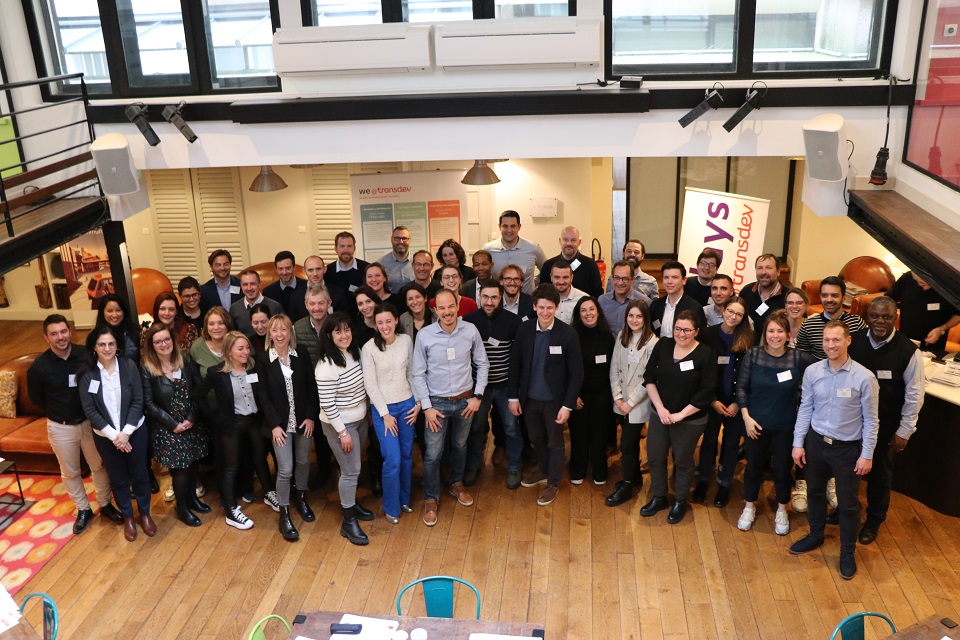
top-left (802, 114), bottom-right (848, 182)
top-left (91, 132), bottom-right (141, 195)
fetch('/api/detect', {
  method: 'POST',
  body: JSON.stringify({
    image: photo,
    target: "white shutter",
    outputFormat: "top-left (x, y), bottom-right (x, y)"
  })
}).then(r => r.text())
top-left (145, 169), bottom-right (203, 283)
top-left (358, 162), bottom-right (402, 174)
top-left (309, 165), bottom-right (353, 263)
top-left (191, 167), bottom-right (249, 270)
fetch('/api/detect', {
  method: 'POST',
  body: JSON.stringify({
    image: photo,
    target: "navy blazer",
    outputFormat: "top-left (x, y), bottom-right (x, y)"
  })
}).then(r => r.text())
top-left (78, 357), bottom-right (145, 438)
top-left (199, 275), bottom-right (242, 316)
top-left (194, 361), bottom-right (279, 436)
top-left (502, 292), bottom-right (536, 322)
top-left (255, 347), bottom-right (320, 435)
top-left (141, 355), bottom-right (200, 433)
top-left (508, 318), bottom-right (584, 410)
top-left (263, 277), bottom-right (308, 321)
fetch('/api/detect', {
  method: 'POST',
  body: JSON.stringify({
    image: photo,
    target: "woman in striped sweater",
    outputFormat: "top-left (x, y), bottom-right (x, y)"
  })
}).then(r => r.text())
top-left (315, 312), bottom-right (372, 546)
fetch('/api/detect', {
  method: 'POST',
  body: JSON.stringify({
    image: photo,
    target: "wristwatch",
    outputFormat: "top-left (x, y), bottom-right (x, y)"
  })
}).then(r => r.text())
top-left (472, 393), bottom-right (484, 401)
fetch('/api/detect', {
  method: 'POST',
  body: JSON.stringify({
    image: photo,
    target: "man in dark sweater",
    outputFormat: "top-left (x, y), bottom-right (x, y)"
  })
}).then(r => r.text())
top-left (323, 231), bottom-right (368, 312)
top-left (649, 260), bottom-right (706, 338)
top-left (263, 250), bottom-right (307, 321)
top-left (887, 271), bottom-right (960, 351)
top-left (683, 248), bottom-right (720, 307)
top-left (849, 296), bottom-right (925, 545)
top-left (540, 226), bottom-right (604, 298)
top-left (508, 284), bottom-right (584, 507)
top-left (740, 253), bottom-right (787, 330)
top-left (464, 280), bottom-right (524, 489)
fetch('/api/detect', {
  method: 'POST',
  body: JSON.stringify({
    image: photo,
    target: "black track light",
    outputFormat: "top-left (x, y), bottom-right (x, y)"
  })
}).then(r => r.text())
top-left (125, 103), bottom-right (160, 147)
top-left (162, 101), bottom-right (198, 143)
top-left (723, 82), bottom-right (767, 132)
top-left (678, 84), bottom-right (724, 128)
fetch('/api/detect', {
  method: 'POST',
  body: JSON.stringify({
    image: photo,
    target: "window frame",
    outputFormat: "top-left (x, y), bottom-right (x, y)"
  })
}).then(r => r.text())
top-left (301, 0), bottom-right (576, 26)
top-left (604, 0), bottom-right (899, 82)
top-left (21, 0), bottom-right (283, 101)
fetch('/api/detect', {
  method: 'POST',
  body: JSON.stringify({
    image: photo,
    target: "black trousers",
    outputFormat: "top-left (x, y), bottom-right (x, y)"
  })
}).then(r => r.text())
top-left (525, 399), bottom-right (565, 487)
top-left (743, 428), bottom-right (794, 504)
top-left (221, 414), bottom-right (273, 509)
top-left (864, 423), bottom-right (898, 526)
top-left (616, 417), bottom-right (644, 485)
top-left (698, 410), bottom-right (746, 487)
top-left (804, 431), bottom-right (862, 557)
top-left (568, 389), bottom-right (613, 483)
top-left (647, 414), bottom-right (705, 502)
top-left (93, 426), bottom-right (151, 518)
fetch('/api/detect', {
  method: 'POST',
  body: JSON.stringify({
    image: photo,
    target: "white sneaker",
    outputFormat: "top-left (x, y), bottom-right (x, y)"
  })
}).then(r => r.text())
top-left (264, 491), bottom-right (280, 512)
top-left (791, 480), bottom-right (808, 513)
top-left (737, 505), bottom-right (756, 531)
top-left (163, 484), bottom-right (175, 502)
top-left (195, 482), bottom-right (206, 498)
top-left (826, 478), bottom-right (838, 509)
top-left (775, 510), bottom-right (790, 536)
top-left (226, 506), bottom-right (253, 530)
top-left (570, 478), bottom-right (584, 486)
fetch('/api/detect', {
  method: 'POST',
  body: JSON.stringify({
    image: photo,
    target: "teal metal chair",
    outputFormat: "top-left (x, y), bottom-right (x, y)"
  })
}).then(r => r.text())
top-left (396, 576), bottom-right (481, 619)
top-left (19, 592), bottom-right (58, 640)
top-left (247, 614), bottom-right (291, 640)
top-left (830, 612), bottom-right (896, 640)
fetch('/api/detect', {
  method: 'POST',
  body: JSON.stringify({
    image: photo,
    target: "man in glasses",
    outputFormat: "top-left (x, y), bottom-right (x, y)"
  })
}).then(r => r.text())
top-left (848, 296), bottom-right (924, 546)
top-left (684, 249), bottom-right (721, 307)
top-left (379, 225), bottom-right (415, 293)
top-left (430, 265), bottom-right (478, 317)
top-left (599, 260), bottom-right (650, 337)
top-left (499, 264), bottom-right (535, 321)
top-left (605, 239), bottom-right (659, 300)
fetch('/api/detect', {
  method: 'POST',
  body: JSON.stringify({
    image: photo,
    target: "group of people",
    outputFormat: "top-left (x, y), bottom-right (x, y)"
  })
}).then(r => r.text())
top-left (26, 209), bottom-right (958, 579)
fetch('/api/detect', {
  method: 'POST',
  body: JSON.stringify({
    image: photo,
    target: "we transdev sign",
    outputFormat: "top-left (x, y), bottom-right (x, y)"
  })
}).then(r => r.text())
top-left (678, 188), bottom-right (770, 289)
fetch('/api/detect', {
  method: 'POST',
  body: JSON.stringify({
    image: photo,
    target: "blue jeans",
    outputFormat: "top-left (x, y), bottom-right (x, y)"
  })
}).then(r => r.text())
top-left (423, 396), bottom-right (470, 501)
top-left (467, 384), bottom-right (523, 473)
top-left (371, 396), bottom-right (417, 517)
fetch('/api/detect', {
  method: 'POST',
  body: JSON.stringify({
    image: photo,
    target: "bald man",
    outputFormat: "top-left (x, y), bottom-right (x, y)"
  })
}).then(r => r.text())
top-left (539, 226), bottom-right (603, 298)
top-left (291, 254), bottom-right (345, 319)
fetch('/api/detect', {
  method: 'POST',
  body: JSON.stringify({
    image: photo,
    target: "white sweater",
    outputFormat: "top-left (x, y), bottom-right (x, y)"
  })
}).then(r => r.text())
top-left (361, 334), bottom-right (417, 418)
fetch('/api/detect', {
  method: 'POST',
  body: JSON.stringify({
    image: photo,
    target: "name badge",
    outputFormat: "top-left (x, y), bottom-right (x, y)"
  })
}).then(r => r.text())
top-left (229, 285), bottom-right (241, 295)
top-left (777, 370), bottom-right (792, 383)
top-left (87, 380), bottom-right (100, 394)
top-left (877, 370), bottom-right (893, 380)
top-left (652, 320), bottom-right (661, 330)
top-left (628, 353), bottom-right (641, 364)
top-left (928, 302), bottom-right (941, 311)
top-left (717, 356), bottom-right (730, 365)
top-left (570, 259), bottom-right (581, 271)
top-left (487, 337), bottom-right (500, 347)
top-left (447, 348), bottom-right (456, 361)
top-left (348, 284), bottom-right (358, 292)
top-left (172, 369), bottom-right (182, 379)
top-left (837, 388), bottom-right (851, 398)
top-left (679, 360), bottom-right (694, 372)
top-left (245, 373), bottom-right (259, 384)
top-left (549, 346), bottom-right (562, 355)
top-left (68, 374), bottom-right (77, 388)
top-left (280, 364), bottom-right (294, 379)
top-left (756, 302), bottom-right (769, 316)
top-left (595, 354), bottom-right (607, 364)
top-left (521, 316), bottom-right (529, 322)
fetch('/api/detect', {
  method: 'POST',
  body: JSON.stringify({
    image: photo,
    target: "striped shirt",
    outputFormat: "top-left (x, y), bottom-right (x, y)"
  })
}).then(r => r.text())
top-left (315, 352), bottom-right (367, 433)
top-left (794, 310), bottom-right (867, 360)
top-left (464, 307), bottom-right (520, 386)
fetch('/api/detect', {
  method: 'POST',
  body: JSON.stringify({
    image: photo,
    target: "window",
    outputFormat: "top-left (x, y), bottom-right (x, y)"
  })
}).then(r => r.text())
top-left (405, 0), bottom-right (473, 22)
top-left (495, 1), bottom-right (570, 19)
top-left (308, 0), bottom-right (571, 25)
top-left (312, 1), bottom-right (383, 27)
top-left (24, 0), bottom-right (280, 98)
top-left (609, 0), bottom-right (894, 79)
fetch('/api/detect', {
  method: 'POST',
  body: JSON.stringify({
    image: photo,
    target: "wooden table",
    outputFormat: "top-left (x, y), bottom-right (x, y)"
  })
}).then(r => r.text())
top-left (287, 610), bottom-right (544, 639)
top-left (889, 614), bottom-right (960, 639)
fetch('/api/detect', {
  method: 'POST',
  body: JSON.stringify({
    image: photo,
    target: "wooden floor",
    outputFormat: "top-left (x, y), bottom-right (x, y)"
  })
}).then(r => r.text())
top-left (5, 319), bottom-right (960, 640)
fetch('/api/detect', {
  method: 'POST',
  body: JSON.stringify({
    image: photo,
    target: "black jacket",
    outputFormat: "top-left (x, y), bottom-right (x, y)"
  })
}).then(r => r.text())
top-left (648, 294), bottom-right (707, 335)
top-left (199, 275), bottom-right (242, 316)
top-left (508, 319), bottom-right (584, 409)
top-left (255, 347), bottom-right (320, 435)
top-left (78, 357), bottom-right (145, 436)
top-left (698, 324), bottom-right (746, 404)
top-left (502, 292), bottom-right (536, 322)
top-left (194, 361), bottom-right (278, 436)
top-left (263, 277), bottom-right (308, 322)
top-left (141, 355), bottom-right (200, 433)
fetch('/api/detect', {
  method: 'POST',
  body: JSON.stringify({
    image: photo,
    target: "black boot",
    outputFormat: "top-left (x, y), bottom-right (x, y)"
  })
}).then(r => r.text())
top-left (605, 481), bottom-right (634, 507)
top-left (292, 490), bottom-right (316, 522)
top-left (176, 503), bottom-right (202, 527)
top-left (640, 495), bottom-right (670, 517)
top-left (190, 494), bottom-right (212, 513)
top-left (279, 506), bottom-right (299, 542)
top-left (353, 501), bottom-right (375, 522)
top-left (340, 506), bottom-right (369, 546)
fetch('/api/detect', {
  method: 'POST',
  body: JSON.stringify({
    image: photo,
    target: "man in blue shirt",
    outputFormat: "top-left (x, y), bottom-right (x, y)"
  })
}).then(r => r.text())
top-left (378, 226), bottom-right (415, 293)
top-left (599, 260), bottom-right (649, 337)
top-left (411, 289), bottom-right (489, 527)
top-left (199, 249), bottom-right (241, 315)
top-left (790, 320), bottom-right (880, 580)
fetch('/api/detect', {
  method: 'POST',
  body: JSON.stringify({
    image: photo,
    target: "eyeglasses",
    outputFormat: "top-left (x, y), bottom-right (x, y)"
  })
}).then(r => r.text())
top-left (723, 308), bottom-right (744, 318)
top-left (611, 275), bottom-right (633, 283)
top-left (392, 236), bottom-right (410, 243)
top-left (698, 261), bottom-right (717, 268)
top-left (441, 274), bottom-right (461, 281)
top-left (673, 327), bottom-right (695, 335)
top-left (480, 294), bottom-right (500, 302)
top-left (181, 292), bottom-right (200, 300)
top-left (152, 337), bottom-right (173, 346)
top-left (500, 277), bottom-right (522, 283)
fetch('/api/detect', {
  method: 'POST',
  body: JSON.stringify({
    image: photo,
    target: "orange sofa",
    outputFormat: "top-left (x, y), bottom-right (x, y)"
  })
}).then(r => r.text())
top-left (0, 353), bottom-right (62, 474)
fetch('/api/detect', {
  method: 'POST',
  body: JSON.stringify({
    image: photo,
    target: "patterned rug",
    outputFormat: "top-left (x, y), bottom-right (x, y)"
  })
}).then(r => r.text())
top-left (0, 474), bottom-right (79, 595)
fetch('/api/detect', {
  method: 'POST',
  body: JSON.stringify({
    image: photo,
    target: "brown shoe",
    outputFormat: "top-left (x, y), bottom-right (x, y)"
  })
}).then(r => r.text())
top-left (123, 517), bottom-right (138, 542)
top-left (140, 514), bottom-right (158, 537)
top-left (491, 446), bottom-right (506, 467)
top-left (537, 485), bottom-right (559, 506)
top-left (448, 482), bottom-right (474, 507)
top-left (422, 499), bottom-right (438, 527)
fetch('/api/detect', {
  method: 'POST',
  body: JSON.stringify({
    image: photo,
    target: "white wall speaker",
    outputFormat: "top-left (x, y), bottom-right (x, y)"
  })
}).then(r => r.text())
top-left (802, 114), bottom-right (848, 182)
top-left (91, 132), bottom-right (141, 195)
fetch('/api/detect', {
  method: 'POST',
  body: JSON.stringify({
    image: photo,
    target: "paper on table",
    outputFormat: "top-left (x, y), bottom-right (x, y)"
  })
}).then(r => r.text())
top-left (331, 613), bottom-right (399, 640)
top-left (0, 583), bottom-right (22, 633)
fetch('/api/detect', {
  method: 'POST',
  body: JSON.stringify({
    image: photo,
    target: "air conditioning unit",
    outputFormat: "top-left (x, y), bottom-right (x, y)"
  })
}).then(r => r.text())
top-left (434, 17), bottom-right (602, 71)
top-left (273, 24), bottom-right (433, 76)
